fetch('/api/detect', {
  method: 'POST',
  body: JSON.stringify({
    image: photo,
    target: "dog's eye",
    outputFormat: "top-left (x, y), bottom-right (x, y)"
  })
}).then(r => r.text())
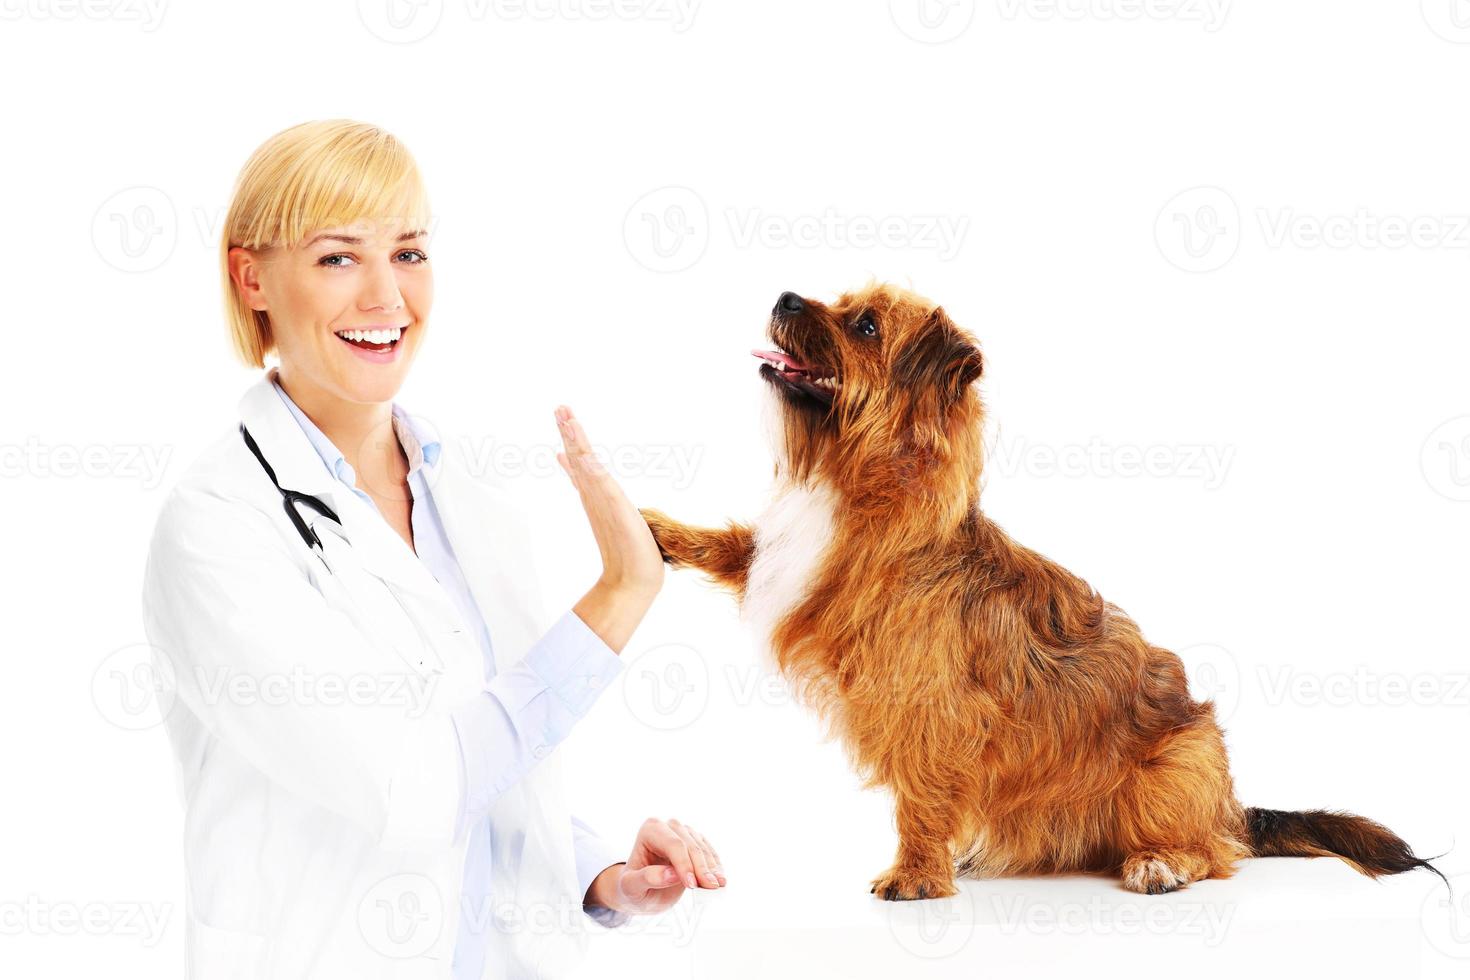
top-left (855, 314), bottom-right (878, 338)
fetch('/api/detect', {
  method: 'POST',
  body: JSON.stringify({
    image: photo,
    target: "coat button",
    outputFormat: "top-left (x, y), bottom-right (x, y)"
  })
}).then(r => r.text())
top-left (533, 745), bottom-right (549, 759)
top-left (587, 675), bottom-right (602, 689)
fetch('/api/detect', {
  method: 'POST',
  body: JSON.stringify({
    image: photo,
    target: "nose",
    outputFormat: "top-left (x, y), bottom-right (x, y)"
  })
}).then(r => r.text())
top-left (361, 263), bottom-right (405, 314)
top-left (774, 291), bottom-right (805, 315)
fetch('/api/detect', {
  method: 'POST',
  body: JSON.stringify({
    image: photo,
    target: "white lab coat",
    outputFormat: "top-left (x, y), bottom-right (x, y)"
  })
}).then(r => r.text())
top-left (141, 370), bottom-right (591, 978)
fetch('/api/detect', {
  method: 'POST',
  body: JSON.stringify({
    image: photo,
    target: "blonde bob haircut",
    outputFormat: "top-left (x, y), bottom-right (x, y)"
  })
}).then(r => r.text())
top-left (220, 119), bottom-right (432, 369)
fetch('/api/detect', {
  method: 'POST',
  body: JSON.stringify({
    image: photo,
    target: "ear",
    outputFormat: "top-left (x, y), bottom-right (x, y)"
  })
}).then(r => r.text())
top-left (895, 306), bottom-right (983, 405)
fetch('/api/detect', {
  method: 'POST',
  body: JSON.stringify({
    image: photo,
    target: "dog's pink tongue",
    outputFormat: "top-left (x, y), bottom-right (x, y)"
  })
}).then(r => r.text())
top-left (752, 348), bottom-right (808, 372)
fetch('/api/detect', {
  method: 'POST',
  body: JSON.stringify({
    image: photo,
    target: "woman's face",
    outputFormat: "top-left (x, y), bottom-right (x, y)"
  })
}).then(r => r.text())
top-left (232, 217), bottom-right (433, 404)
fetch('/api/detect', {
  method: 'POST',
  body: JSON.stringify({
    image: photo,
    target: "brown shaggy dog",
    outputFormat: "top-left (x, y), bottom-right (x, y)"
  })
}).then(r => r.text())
top-left (641, 283), bottom-right (1442, 900)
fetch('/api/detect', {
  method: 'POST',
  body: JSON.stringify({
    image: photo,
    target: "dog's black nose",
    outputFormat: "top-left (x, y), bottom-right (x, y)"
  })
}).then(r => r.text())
top-left (775, 291), bottom-right (805, 315)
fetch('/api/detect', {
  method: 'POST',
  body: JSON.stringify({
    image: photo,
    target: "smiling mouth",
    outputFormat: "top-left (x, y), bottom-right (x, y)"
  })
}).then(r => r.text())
top-left (335, 324), bottom-right (408, 352)
top-left (752, 348), bottom-right (839, 403)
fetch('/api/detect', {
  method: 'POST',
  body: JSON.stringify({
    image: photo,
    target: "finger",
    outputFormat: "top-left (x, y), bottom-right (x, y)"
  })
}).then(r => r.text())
top-left (647, 822), bottom-right (700, 890)
top-left (690, 833), bottom-right (723, 886)
top-left (689, 828), bottom-right (725, 883)
top-left (555, 406), bottom-right (596, 460)
top-left (674, 822), bottom-right (718, 886)
top-left (553, 407), bottom-right (589, 465)
top-left (691, 828), bottom-right (722, 867)
top-left (669, 819), bottom-right (719, 889)
top-left (560, 409), bottom-right (594, 456)
top-left (621, 864), bottom-right (681, 900)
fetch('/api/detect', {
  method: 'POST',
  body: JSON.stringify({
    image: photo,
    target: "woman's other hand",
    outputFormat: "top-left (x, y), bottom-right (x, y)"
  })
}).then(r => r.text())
top-left (556, 405), bottom-right (663, 652)
top-left (587, 817), bottom-right (727, 917)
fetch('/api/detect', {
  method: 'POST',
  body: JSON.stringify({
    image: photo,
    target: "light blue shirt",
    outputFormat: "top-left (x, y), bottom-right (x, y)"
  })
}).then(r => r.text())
top-left (271, 380), bottom-right (630, 978)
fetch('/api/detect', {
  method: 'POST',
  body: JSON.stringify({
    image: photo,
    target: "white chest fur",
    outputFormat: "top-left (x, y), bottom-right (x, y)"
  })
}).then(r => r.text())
top-left (740, 480), bottom-right (839, 656)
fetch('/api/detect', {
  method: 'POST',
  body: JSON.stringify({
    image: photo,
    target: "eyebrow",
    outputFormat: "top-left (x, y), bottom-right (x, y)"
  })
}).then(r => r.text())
top-left (305, 229), bottom-right (427, 247)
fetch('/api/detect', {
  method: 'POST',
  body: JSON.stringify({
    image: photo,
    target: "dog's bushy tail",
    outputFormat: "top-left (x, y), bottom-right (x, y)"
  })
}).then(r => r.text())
top-left (1245, 806), bottom-right (1446, 884)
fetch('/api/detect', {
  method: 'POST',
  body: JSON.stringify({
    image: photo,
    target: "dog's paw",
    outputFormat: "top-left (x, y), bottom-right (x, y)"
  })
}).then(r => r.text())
top-left (1120, 852), bottom-right (1189, 895)
top-left (637, 508), bottom-right (675, 562)
top-left (869, 866), bottom-right (958, 902)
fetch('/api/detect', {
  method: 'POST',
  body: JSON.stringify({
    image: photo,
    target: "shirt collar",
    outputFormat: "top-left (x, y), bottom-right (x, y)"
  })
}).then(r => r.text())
top-left (270, 378), bottom-right (442, 491)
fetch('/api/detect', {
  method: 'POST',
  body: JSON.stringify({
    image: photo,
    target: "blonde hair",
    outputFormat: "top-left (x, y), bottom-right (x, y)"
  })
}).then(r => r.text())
top-left (219, 119), bottom-right (432, 368)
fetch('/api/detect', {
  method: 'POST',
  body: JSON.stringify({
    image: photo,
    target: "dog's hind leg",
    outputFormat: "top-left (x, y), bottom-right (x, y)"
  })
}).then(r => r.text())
top-left (640, 508), bottom-right (755, 596)
top-left (1110, 715), bottom-right (1251, 894)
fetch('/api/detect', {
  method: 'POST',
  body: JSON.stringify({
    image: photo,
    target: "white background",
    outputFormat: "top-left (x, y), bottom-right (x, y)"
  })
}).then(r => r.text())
top-left (3, 1), bottom-right (1469, 977)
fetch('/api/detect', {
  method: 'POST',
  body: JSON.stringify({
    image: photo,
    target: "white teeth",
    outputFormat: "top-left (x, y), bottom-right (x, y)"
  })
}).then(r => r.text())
top-left (336, 326), bottom-right (403, 344)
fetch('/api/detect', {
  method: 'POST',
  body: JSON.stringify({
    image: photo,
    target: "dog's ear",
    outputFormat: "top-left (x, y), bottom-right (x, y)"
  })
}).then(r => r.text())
top-left (894, 306), bottom-right (983, 405)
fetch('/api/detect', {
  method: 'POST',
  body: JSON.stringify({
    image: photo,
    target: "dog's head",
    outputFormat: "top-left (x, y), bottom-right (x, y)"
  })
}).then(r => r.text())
top-left (753, 283), bottom-right (985, 499)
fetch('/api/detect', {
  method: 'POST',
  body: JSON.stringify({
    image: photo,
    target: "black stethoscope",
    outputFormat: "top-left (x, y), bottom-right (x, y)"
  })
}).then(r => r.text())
top-left (238, 422), bottom-right (447, 674)
top-left (239, 422), bottom-right (346, 558)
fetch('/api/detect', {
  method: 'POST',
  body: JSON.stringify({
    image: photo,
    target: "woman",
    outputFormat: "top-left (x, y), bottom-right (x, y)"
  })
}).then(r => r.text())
top-left (141, 119), bottom-right (724, 979)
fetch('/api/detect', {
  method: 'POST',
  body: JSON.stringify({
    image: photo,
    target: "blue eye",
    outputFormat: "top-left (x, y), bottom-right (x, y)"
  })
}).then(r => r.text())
top-left (318, 250), bottom-right (428, 267)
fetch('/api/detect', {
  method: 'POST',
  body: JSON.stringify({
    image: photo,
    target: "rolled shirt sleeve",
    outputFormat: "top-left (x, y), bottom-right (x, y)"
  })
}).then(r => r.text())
top-left (450, 609), bottom-right (625, 841)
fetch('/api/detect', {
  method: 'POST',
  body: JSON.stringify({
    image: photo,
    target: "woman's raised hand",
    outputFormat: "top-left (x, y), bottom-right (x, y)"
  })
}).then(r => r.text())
top-left (555, 405), bottom-right (663, 652)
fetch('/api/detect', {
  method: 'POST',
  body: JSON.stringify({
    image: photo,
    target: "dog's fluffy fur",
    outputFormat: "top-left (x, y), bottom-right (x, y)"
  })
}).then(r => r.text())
top-left (641, 283), bottom-right (1442, 900)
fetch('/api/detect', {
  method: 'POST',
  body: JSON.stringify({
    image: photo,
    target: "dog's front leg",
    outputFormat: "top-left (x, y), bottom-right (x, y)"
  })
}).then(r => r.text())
top-left (639, 508), bottom-right (755, 598)
top-left (870, 791), bottom-right (961, 901)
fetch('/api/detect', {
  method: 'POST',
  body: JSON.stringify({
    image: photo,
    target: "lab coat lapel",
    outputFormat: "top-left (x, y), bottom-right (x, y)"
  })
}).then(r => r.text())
top-left (236, 369), bottom-right (443, 598)
top-left (237, 370), bottom-right (343, 502)
top-left (428, 437), bottom-right (544, 678)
